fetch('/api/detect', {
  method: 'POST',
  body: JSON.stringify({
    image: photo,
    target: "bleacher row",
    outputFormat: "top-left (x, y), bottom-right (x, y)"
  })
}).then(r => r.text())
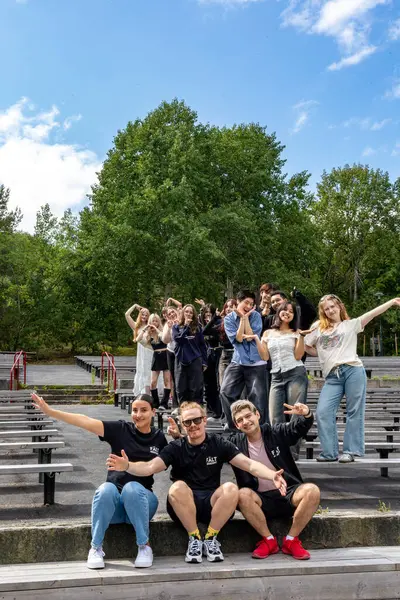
top-left (75, 353), bottom-right (400, 384)
top-left (0, 389), bottom-right (72, 504)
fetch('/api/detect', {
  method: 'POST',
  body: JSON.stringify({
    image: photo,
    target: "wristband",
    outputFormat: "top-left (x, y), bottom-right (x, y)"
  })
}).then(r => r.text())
top-left (305, 408), bottom-right (312, 418)
top-left (124, 460), bottom-right (130, 471)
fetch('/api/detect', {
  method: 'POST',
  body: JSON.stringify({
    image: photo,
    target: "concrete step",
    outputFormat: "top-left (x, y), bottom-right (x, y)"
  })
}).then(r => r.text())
top-left (1, 547), bottom-right (400, 599)
top-left (2, 511), bottom-right (400, 565)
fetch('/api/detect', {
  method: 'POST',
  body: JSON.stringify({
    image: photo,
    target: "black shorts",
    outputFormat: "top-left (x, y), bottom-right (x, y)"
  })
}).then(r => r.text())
top-left (167, 489), bottom-right (216, 525)
top-left (256, 484), bottom-right (300, 519)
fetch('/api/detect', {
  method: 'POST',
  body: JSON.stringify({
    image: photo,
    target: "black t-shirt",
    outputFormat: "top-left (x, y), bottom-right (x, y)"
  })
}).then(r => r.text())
top-left (100, 420), bottom-right (168, 491)
top-left (159, 433), bottom-right (241, 491)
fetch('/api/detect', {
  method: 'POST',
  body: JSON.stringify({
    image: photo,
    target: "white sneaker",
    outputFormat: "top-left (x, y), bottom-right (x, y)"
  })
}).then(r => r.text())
top-left (135, 544), bottom-right (153, 568)
top-left (339, 453), bottom-right (355, 463)
top-left (185, 536), bottom-right (203, 563)
top-left (207, 416), bottom-right (221, 423)
top-left (87, 546), bottom-right (105, 569)
top-left (203, 537), bottom-right (224, 562)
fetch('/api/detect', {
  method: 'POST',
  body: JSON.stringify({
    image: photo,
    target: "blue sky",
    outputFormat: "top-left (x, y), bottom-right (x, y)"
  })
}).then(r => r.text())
top-left (0, 0), bottom-right (399, 231)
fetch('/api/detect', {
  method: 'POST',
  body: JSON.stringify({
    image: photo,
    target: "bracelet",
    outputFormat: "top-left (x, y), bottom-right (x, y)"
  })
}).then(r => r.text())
top-left (124, 460), bottom-right (130, 471)
top-left (305, 408), bottom-right (312, 418)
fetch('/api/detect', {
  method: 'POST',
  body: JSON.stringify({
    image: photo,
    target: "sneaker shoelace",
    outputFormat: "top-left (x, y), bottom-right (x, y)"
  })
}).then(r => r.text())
top-left (205, 537), bottom-right (221, 555)
top-left (189, 538), bottom-right (202, 555)
top-left (91, 548), bottom-right (105, 558)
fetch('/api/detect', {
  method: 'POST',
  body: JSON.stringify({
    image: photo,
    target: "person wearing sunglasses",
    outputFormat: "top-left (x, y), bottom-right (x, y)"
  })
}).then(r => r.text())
top-left (229, 399), bottom-right (319, 560)
top-left (304, 294), bottom-right (400, 463)
top-left (107, 401), bottom-right (287, 564)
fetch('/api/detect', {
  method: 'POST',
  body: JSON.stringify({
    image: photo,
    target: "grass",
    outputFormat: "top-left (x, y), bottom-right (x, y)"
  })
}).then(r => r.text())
top-left (377, 500), bottom-right (391, 513)
top-left (315, 505), bottom-right (330, 515)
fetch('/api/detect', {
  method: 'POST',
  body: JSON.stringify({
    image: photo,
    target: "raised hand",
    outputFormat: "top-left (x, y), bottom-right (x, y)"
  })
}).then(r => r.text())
top-left (106, 449), bottom-right (130, 471)
top-left (273, 469), bottom-right (287, 496)
top-left (194, 298), bottom-right (205, 307)
top-left (283, 402), bottom-right (310, 416)
top-left (392, 298), bottom-right (400, 307)
top-left (167, 417), bottom-right (181, 439)
top-left (31, 393), bottom-right (51, 415)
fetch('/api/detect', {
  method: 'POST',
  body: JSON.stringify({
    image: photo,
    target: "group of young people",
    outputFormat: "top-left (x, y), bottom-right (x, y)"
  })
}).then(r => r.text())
top-left (32, 392), bottom-right (320, 570)
top-left (125, 285), bottom-right (400, 463)
top-left (30, 285), bottom-right (399, 571)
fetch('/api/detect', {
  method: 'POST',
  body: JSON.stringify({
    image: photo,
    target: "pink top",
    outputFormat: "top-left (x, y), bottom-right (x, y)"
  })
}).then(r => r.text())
top-left (248, 438), bottom-right (277, 492)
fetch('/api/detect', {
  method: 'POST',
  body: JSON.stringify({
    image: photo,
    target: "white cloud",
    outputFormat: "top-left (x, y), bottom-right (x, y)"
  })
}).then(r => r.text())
top-left (385, 80), bottom-right (400, 99)
top-left (362, 146), bottom-right (376, 156)
top-left (341, 116), bottom-right (392, 130)
top-left (0, 98), bottom-right (101, 233)
top-left (282, 0), bottom-right (389, 70)
top-left (291, 99), bottom-right (318, 134)
top-left (392, 141), bottom-right (400, 156)
top-left (327, 45), bottom-right (378, 70)
top-left (388, 18), bottom-right (400, 41)
top-left (63, 114), bottom-right (82, 131)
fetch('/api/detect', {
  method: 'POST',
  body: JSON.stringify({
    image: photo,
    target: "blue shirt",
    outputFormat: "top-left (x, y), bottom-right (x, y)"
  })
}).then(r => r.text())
top-left (224, 311), bottom-right (265, 366)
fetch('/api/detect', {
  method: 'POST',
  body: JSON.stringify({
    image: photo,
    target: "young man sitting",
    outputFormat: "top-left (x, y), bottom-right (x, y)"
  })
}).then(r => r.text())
top-left (106, 401), bottom-right (287, 564)
top-left (229, 399), bottom-right (320, 560)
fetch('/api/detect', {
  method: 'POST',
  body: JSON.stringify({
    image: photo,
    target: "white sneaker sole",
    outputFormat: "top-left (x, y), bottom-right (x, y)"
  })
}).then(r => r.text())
top-left (86, 561), bottom-right (105, 569)
top-left (185, 555), bottom-right (202, 563)
top-left (204, 554), bottom-right (224, 562)
top-left (135, 561), bottom-right (153, 568)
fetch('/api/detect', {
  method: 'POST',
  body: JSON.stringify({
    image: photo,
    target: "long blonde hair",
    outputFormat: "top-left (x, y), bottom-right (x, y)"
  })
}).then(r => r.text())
top-left (134, 308), bottom-right (149, 341)
top-left (318, 294), bottom-right (350, 332)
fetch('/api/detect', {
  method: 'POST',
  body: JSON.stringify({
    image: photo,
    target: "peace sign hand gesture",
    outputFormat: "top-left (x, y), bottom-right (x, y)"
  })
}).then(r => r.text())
top-left (167, 417), bottom-right (182, 439)
top-left (283, 403), bottom-right (310, 417)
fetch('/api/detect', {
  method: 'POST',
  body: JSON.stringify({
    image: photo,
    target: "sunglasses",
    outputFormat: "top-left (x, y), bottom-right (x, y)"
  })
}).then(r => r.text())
top-left (181, 416), bottom-right (204, 427)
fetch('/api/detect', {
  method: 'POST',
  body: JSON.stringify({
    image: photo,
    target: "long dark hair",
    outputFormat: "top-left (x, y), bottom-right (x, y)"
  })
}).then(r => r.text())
top-left (272, 301), bottom-right (299, 330)
top-left (178, 304), bottom-right (199, 335)
top-left (219, 298), bottom-right (237, 339)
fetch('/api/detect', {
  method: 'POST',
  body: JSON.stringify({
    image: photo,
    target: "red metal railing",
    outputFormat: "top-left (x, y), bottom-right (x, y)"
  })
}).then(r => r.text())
top-left (101, 352), bottom-right (117, 392)
top-left (9, 350), bottom-right (27, 390)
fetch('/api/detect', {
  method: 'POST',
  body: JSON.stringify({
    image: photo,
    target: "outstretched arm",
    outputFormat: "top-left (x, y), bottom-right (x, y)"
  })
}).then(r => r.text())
top-left (32, 393), bottom-right (104, 437)
top-left (106, 450), bottom-right (167, 477)
top-left (230, 454), bottom-right (287, 496)
top-left (360, 298), bottom-right (400, 329)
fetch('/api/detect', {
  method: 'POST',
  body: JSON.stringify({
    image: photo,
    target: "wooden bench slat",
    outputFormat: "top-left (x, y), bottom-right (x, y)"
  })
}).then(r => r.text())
top-left (0, 463), bottom-right (73, 474)
top-left (0, 441), bottom-right (65, 450)
top-left (0, 429), bottom-right (60, 438)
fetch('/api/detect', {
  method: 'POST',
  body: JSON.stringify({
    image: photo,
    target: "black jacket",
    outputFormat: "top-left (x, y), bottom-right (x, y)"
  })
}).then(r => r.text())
top-left (293, 290), bottom-right (317, 330)
top-left (228, 414), bottom-right (314, 490)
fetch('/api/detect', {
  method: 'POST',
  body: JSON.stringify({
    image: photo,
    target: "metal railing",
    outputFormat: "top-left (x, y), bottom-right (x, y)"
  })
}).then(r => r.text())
top-left (100, 352), bottom-right (117, 392)
top-left (9, 350), bottom-right (27, 390)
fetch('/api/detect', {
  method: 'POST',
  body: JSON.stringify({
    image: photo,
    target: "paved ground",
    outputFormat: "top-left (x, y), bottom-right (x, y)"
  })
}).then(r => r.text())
top-left (1, 404), bottom-right (400, 527)
top-left (26, 365), bottom-right (97, 386)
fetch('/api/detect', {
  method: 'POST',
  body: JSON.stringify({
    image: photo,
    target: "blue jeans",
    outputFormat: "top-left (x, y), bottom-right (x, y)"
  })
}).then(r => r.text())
top-left (269, 366), bottom-right (308, 425)
top-left (316, 364), bottom-right (366, 459)
top-left (91, 481), bottom-right (158, 548)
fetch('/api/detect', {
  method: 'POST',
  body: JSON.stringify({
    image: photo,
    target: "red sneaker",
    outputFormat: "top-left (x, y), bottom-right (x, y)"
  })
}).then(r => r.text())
top-left (281, 536), bottom-right (310, 560)
top-left (252, 536), bottom-right (279, 559)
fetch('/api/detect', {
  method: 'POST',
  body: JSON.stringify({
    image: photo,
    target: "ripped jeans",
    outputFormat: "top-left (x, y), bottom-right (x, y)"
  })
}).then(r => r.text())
top-left (269, 366), bottom-right (308, 425)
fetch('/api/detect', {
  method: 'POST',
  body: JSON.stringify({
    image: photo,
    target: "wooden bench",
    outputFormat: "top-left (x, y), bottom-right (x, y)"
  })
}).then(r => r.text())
top-left (0, 440), bottom-right (65, 465)
top-left (304, 440), bottom-right (400, 464)
top-left (0, 463), bottom-right (73, 505)
top-left (0, 420), bottom-right (53, 429)
top-left (0, 429), bottom-right (60, 444)
top-left (297, 457), bottom-right (400, 477)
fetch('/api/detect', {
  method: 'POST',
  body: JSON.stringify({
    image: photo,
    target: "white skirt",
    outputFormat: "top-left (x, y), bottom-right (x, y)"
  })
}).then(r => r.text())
top-left (133, 341), bottom-right (153, 395)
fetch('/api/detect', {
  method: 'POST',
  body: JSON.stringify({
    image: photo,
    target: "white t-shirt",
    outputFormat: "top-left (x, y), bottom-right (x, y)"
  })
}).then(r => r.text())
top-left (304, 318), bottom-right (364, 378)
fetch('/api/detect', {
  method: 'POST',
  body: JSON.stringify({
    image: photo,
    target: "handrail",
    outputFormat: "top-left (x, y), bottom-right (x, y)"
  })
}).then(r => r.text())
top-left (101, 352), bottom-right (117, 392)
top-left (9, 350), bottom-right (27, 390)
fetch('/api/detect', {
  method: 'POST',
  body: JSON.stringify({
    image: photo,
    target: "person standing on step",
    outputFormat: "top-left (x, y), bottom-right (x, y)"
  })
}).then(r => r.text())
top-left (162, 303), bottom-right (181, 408)
top-left (200, 304), bottom-right (223, 422)
top-left (220, 290), bottom-right (268, 431)
top-left (125, 303), bottom-right (153, 396)
top-left (107, 401), bottom-right (287, 564)
top-left (251, 302), bottom-right (308, 425)
top-left (229, 399), bottom-right (319, 560)
top-left (31, 392), bottom-right (167, 569)
top-left (304, 294), bottom-right (400, 463)
top-left (144, 313), bottom-right (171, 411)
top-left (172, 304), bottom-right (208, 404)
top-left (218, 298), bottom-right (237, 388)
